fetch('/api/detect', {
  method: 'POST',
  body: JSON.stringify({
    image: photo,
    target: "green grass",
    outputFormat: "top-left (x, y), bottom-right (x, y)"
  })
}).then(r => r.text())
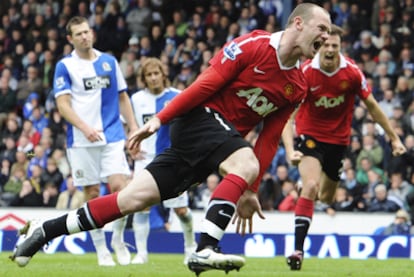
top-left (1, 252), bottom-right (412, 277)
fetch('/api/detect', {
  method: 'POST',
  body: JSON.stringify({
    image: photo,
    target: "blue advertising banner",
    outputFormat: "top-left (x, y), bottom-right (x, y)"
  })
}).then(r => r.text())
top-left (2, 230), bottom-right (413, 260)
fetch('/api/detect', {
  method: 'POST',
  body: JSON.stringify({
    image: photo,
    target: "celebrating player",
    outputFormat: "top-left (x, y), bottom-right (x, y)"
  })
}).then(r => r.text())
top-left (282, 25), bottom-right (406, 270)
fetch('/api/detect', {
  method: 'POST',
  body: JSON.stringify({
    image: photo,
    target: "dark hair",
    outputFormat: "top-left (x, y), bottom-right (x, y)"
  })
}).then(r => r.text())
top-left (66, 16), bottom-right (88, 36)
top-left (330, 24), bottom-right (344, 37)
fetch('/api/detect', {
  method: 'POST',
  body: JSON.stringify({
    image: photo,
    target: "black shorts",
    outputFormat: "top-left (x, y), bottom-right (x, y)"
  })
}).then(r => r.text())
top-left (295, 134), bottom-right (347, 181)
top-left (146, 107), bottom-right (251, 200)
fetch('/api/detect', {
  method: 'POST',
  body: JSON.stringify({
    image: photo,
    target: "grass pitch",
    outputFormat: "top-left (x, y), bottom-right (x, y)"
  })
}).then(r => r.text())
top-left (1, 252), bottom-right (412, 277)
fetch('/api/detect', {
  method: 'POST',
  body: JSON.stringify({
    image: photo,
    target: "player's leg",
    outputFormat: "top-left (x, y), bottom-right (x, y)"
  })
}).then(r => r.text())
top-left (84, 185), bottom-right (115, 267)
top-left (164, 192), bottom-right (197, 264)
top-left (10, 169), bottom-right (161, 267)
top-left (287, 155), bottom-right (322, 270)
top-left (131, 209), bottom-right (150, 264)
top-left (188, 145), bottom-right (258, 275)
top-left (102, 141), bottom-right (133, 265)
top-left (130, 158), bottom-right (152, 264)
top-left (318, 173), bottom-right (339, 204)
top-left (70, 147), bottom-right (115, 266)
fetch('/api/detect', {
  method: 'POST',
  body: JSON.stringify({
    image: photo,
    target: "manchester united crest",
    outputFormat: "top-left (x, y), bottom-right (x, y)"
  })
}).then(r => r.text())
top-left (284, 83), bottom-right (294, 96)
top-left (305, 139), bottom-right (316, 149)
top-left (339, 80), bottom-right (349, 90)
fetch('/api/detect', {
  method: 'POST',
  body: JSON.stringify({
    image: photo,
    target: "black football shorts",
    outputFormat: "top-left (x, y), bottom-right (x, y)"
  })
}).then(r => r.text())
top-left (146, 107), bottom-right (251, 201)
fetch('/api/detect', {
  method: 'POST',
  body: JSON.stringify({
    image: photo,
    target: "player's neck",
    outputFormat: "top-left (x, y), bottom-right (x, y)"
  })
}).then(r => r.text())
top-left (278, 31), bottom-right (300, 67)
top-left (75, 48), bottom-right (96, 61)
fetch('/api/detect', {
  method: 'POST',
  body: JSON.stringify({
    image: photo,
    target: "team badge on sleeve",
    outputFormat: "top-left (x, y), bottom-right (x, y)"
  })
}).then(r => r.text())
top-left (223, 41), bottom-right (242, 61)
top-left (55, 76), bottom-right (65, 89)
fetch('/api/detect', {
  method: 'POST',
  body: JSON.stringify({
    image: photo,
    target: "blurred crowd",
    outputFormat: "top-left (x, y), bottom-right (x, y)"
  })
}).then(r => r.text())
top-left (1, 0), bottom-right (414, 233)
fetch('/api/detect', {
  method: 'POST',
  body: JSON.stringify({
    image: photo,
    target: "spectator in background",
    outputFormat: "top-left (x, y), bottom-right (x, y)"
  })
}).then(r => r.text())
top-left (51, 148), bottom-right (70, 180)
top-left (125, 0), bottom-right (152, 39)
top-left (356, 134), bottom-right (384, 170)
top-left (191, 173), bottom-right (220, 211)
top-left (367, 184), bottom-right (400, 212)
top-left (30, 106), bottom-right (48, 133)
top-left (42, 181), bottom-right (59, 207)
top-left (27, 144), bottom-right (47, 177)
top-left (380, 209), bottom-right (411, 235)
top-left (1, 117), bottom-right (21, 144)
top-left (394, 75), bottom-right (414, 112)
top-left (22, 92), bottom-right (40, 120)
top-left (11, 150), bottom-right (29, 176)
top-left (0, 135), bottom-right (17, 163)
top-left (56, 175), bottom-right (84, 209)
top-left (345, 135), bottom-right (362, 167)
top-left (0, 158), bottom-right (11, 191)
top-left (47, 109), bottom-right (66, 150)
top-left (9, 178), bottom-right (43, 207)
top-left (16, 134), bottom-right (34, 155)
top-left (378, 89), bottom-right (401, 118)
top-left (325, 186), bottom-right (357, 215)
top-left (150, 24), bottom-right (165, 58)
top-left (16, 65), bottom-right (43, 109)
top-left (20, 119), bottom-right (41, 147)
top-left (387, 171), bottom-right (411, 209)
top-left (277, 179), bottom-right (298, 212)
top-left (0, 75), bottom-right (17, 131)
top-left (40, 157), bottom-right (63, 191)
top-left (2, 165), bottom-right (26, 205)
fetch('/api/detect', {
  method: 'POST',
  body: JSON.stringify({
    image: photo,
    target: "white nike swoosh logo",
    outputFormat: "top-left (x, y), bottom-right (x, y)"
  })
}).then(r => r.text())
top-left (253, 66), bottom-right (265, 74)
top-left (218, 209), bottom-right (232, 219)
top-left (310, 86), bottom-right (321, 92)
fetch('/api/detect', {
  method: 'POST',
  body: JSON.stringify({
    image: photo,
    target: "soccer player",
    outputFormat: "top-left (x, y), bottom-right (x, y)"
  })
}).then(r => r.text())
top-left (282, 25), bottom-right (406, 270)
top-left (130, 58), bottom-right (197, 265)
top-left (11, 3), bottom-right (331, 275)
top-left (50, 16), bottom-right (138, 266)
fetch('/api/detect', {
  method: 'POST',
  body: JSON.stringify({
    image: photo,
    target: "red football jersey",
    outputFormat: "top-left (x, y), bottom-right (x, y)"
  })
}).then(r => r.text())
top-left (296, 54), bottom-right (371, 145)
top-left (158, 30), bottom-right (307, 191)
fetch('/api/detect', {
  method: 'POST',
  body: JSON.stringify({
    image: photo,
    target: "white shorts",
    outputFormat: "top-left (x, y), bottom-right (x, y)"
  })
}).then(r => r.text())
top-left (134, 156), bottom-right (189, 208)
top-left (67, 140), bottom-right (130, 187)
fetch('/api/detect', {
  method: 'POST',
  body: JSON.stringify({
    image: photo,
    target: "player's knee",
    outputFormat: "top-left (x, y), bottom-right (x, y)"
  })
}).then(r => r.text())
top-left (240, 155), bottom-right (260, 183)
top-left (84, 186), bottom-right (100, 200)
top-left (301, 179), bottom-right (319, 199)
top-left (174, 207), bottom-right (188, 218)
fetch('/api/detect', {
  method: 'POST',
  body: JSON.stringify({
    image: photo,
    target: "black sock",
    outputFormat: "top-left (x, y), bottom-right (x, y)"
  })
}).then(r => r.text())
top-left (43, 206), bottom-right (96, 241)
top-left (43, 215), bottom-right (69, 241)
top-left (294, 216), bottom-right (311, 252)
top-left (196, 200), bottom-right (235, 251)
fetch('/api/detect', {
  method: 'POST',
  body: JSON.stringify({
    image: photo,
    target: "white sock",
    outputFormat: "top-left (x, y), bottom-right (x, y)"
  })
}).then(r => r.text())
top-left (90, 228), bottom-right (108, 253)
top-left (133, 211), bottom-right (150, 256)
top-left (111, 217), bottom-right (126, 245)
top-left (178, 209), bottom-right (196, 248)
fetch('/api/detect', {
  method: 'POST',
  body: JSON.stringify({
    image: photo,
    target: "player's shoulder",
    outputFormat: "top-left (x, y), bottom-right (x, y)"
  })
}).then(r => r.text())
top-left (165, 87), bottom-right (181, 95)
top-left (233, 30), bottom-right (271, 46)
top-left (343, 56), bottom-right (365, 76)
top-left (131, 89), bottom-right (146, 99)
top-left (97, 51), bottom-right (117, 63)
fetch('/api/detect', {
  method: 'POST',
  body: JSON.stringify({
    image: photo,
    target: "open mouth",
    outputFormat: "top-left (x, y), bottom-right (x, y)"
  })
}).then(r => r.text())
top-left (313, 41), bottom-right (322, 51)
